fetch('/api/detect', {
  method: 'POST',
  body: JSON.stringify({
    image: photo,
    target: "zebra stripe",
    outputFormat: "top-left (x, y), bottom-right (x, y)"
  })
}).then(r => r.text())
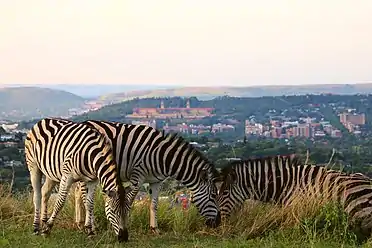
top-left (217, 154), bottom-right (372, 232)
top-left (73, 120), bottom-right (221, 232)
top-left (25, 118), bottom-right (128, 242)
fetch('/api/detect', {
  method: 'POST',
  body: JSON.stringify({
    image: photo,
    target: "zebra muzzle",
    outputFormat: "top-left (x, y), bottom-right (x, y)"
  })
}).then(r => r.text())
top-left (117, 228), bottom-right (128, 242)
top-left (205, 212), bottom-right (221, 228)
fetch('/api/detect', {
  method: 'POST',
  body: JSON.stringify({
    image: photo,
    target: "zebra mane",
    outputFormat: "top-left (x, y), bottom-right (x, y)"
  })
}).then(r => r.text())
top-left (161, 132), bottom-right (219, 179)
top-left (219, 153), bottom-right (302, 180)
top-left (47, 117), bottom-right (71, 122)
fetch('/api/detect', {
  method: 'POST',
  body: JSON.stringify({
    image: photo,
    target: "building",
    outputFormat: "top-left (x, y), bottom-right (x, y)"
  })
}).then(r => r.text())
top-left (292, 123), bottom-right (312, 138)
top-left (322, 124), bottom-right (333, 135)
top-left (211, 123), bottom-right (235, 133)
top-left (163, 123), bottom-right (190, 134)
top-left (339, 113), bottom-right (365, 125)
top-left (300, 117), bottom-right (316, 124)
top-left (132, 120), bottom-right (157, 129)
top-left (282, 121), bottom-right (299, 128)
top-left (0, 134), bottom-right (15, 141)
top-left (313, 131), bottom-right (326, 137)
top-left (271, 127), bottom-right (283, 139)
top-left (189, 124), bottom-right (211, 135)
top-left (331, 129), bottom-right (342, 138)
top-left (126, 99), bottom-right (214, 119)
top-left (1, 123), bottom-right (18, 132)
top-left (270, 120), bottom-right (281, 127)
top-left (245, 120), bottom-right (266, 136)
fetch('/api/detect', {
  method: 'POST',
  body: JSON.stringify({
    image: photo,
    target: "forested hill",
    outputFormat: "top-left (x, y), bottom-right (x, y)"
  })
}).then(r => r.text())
top-left (71, 94), bottom-right (372, 124)
top-left (0, 87), bottom-right (86, 121)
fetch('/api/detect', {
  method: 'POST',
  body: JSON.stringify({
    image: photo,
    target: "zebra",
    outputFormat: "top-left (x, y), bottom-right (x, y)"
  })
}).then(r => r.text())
top-left (25, 118), bottom-right (128, 242)
top-left (72, 120), bottom-right (221, 233)
top-left (217, 154), bottom-right (372, 234)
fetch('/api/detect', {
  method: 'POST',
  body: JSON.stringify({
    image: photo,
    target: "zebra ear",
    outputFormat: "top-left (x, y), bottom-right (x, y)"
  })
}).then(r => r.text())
top-left (226, 170), bottom-right (237, 184)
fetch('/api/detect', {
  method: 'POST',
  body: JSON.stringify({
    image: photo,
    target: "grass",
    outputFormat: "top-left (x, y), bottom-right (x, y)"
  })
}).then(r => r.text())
top-left (1, 184), bottom-right (372, 248)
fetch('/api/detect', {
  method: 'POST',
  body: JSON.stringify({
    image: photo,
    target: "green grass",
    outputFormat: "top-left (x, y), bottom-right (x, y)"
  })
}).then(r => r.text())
top-left (1, 184), bottom-right (372, 248)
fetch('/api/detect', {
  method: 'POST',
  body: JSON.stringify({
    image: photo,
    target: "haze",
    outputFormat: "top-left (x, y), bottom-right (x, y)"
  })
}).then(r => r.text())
top-left (1, 0), bottom-right (371, 87)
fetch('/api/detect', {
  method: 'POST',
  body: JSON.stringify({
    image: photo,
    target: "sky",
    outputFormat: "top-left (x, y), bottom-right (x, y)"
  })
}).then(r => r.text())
top-left (1, 0), bottom-right (372, 87)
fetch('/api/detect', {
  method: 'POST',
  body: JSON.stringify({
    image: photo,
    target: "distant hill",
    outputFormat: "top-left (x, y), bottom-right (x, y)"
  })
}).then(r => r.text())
top-left (0, 87), bottom-right (86, 121)
top-left (1, 84), bottom-right (179, 98)
top-left (98, 83), bottom-right (372, 104)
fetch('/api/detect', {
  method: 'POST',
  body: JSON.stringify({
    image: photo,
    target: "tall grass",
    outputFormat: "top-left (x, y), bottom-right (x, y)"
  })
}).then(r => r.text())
top-left (0, 183), bottom-right (370, 247)
top-left (216, 187), bottom-right (358, 245)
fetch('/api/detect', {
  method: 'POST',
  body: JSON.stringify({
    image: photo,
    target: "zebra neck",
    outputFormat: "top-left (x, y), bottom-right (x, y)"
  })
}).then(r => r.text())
top-left (95, 165), bottom-right (118, 192)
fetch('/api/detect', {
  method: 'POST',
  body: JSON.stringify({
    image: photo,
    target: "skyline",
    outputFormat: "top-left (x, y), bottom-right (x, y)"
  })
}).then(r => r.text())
top-left (4, 82), bottom-right (372, 99)
top-left (1, 1), bottom-right (372, 86)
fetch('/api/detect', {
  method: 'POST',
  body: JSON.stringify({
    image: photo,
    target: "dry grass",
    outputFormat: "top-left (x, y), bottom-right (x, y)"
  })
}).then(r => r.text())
top-left (0, 183), bottom-right (370, 247)
top-left (216, 188), bottom-right (331, 237)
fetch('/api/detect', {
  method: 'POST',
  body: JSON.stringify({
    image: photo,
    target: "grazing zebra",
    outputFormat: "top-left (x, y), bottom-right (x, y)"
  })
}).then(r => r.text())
top-left (25, 118), bottom-right (128, 242)
top-left (73, 120), bottom-right (221, 233)
top-left (217, 154), bottom-right (372, 233)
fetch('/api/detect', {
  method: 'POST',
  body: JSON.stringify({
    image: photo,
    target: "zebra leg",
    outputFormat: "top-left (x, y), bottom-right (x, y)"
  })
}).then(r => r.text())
top-left (42, 175), bottom-right (74, 235)
top-left (41, 178), bottom-right (57, 227)
top-left (29, 167), bottom-right (42, 235)
top-left (74, 181), bottom-right (86, 230)
top-left (127, 168), bottom-right (147, 205)
top-left (122, 175), bottom-right (146, 234)
top-left (149, 182), bottom-right (162, 234)
top-left (121, 185), bottom-right (138, 236)
top-left (83, 181), bottom-right (98, 237)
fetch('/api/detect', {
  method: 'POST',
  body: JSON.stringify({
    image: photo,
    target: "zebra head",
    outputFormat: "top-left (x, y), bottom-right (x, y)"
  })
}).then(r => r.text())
top-left (102, 183), bottom-right (128, 242)
top-left (217, 154), bottom-right (302, 219)
top-left (217, 165), bottom-right (246, 219)
top-left (144, 132), bottom-right (221, 228)
top-left (190, 167), bottom-right (221, 228)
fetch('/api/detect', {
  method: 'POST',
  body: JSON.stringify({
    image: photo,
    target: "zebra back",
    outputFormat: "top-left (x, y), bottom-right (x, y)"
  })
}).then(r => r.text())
top-left (81, 120), bottom-right (220, 182)
top-left (217, 153), bottom-right (372, 226)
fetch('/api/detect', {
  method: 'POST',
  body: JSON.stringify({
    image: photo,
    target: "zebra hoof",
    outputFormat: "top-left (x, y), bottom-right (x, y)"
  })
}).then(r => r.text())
top-left (41, 230), bottom-right (50, 236)
top-left (87, 232), bottom-right (95, 238)
top-left (33, 229), bottom-right (40, 235)
top-left (150, 227), bottom-right (161, 235)
top-left (76, 222), bottom-right (85, 231)
top-left (84, 226), bottom-right (93, 235)
top-left (41, 225), bottom-right (52, 236)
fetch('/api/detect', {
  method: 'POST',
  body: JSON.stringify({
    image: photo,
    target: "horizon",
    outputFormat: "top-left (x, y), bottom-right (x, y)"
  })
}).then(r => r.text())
top-left (2, 81), bottom-right (372, 87)
top-left (1, 1), bottom-right (371, 86)
top-left (2, 82), bottom-right (372, 98)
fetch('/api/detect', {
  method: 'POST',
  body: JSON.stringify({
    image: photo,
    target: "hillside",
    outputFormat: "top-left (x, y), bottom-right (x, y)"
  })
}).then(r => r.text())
top-left (73, 94), bottom-right (371, 126)
top-left (98, 83), bottom-right (372, 104)
top-left (0, 87), bottom-right (86, 121)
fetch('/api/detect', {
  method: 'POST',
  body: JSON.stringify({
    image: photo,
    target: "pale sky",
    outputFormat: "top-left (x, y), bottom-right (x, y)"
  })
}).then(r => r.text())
top-left (1, 0), bottom-right (372, 87)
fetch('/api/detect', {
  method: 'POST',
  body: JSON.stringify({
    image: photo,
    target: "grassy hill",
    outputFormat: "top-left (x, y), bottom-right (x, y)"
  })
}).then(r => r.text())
top-left (0, 87), bottom-right (86, 121)
top-left (98, 83), bottom-right (372, 104)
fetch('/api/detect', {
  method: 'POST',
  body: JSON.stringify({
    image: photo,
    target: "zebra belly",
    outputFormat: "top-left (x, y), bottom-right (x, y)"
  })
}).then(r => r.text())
top-left (118, 165), bottom-right (165, 185)
top-left (38, 164), bottom-right (62, 182)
